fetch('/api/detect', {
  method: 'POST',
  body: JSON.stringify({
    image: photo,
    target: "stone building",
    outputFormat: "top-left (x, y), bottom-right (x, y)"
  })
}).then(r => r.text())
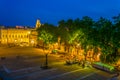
top-left (0, 19), bottom-right (41, 46)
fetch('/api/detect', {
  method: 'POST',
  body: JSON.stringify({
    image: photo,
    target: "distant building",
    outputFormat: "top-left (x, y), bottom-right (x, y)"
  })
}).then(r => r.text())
top-left (0, 19), bottom-right (41, 46)
top-left (36, 19), bottom-right (41, 28)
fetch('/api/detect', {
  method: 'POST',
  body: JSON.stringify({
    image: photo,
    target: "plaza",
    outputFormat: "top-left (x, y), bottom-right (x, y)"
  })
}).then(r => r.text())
top-left (0, 47), bottom-right (117, 80)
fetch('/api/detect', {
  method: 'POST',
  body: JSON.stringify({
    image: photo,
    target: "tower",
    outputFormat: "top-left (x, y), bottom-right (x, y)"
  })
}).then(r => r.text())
top-left (36, 19), bottom-right (41, 29)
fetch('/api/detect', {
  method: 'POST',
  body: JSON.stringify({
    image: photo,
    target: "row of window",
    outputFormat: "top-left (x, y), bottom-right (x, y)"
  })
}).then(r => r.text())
top-left (2, 32), bottom-right (27, 33)
top-left (2, 39), bottom-right (29, 42)
top-left (2, 35), bottom-right (29, 38)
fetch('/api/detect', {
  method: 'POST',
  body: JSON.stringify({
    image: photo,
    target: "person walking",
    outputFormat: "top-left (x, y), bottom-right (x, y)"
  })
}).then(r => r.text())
top-left (110, 73), bottom-right (119, 80)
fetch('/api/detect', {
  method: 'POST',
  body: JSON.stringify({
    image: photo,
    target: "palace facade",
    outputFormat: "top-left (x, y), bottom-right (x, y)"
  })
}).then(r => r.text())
top-left (0, 19), bottom-right (41, 46)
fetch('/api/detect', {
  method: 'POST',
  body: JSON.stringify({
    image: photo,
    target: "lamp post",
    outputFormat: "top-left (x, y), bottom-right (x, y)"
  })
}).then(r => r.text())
top-left (45, 53), bottom-right (48, 68)
top-left (42, 46), bottom-right (50, 69)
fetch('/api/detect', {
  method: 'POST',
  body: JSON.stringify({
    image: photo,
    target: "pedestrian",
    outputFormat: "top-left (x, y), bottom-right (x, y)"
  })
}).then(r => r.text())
top-left (110, 73), bottom-right (119, 80)
top-left (116, 73), bottom-right (120, 80)
top-left (78, 59), bottom-right (81, 66)
top-left (82, 60), bottom-right (85, 68)
top-left (78, 61), bottom-right (81, 66)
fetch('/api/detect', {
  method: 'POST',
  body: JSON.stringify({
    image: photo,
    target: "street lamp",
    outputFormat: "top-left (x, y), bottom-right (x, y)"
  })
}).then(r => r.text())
top-left (45, 52), bottom-right (48, 69)
top-left (42, 47), bottom-right (51, 69)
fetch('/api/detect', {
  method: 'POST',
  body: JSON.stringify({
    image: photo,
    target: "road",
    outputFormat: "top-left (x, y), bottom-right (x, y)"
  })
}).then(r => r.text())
top-left (0, 47), bottom-right (116, 80)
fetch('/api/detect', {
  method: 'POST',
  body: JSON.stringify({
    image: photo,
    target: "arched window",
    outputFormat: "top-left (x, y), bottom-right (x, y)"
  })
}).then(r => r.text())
top-left (9, 35), bottom-right (11, 38)
top-left (15, 35), bottom-right (17, 38)
top-left (27, 35), bottom-right (29, 38)
top-left (12, 35), bottom-right (14, 38)
top-left (24, 35), bottom-right (26, 38)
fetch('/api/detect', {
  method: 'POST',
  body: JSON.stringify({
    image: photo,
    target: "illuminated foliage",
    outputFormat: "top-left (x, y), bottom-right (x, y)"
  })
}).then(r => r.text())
top-left (36, 14), bottom-right (120, 64)
top-left (95, 17), bottom-right (120, 63)
top-left (38, 30), bottom-right (53, 44)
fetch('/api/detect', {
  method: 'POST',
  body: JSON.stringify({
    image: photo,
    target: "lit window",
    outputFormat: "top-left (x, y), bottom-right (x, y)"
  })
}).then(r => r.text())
top-left (27, 35), bottom-right (28, 38)
top-left (18, 35), bottom-right (20, 38)
top-left (9, 35), bottom-right (11, 38)
top-left (24, 35), bottom-right (25, 38)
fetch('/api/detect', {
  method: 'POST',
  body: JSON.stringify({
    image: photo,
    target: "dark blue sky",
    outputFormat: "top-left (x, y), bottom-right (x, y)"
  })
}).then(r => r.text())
top-left (0, 0), bottom-right (120, 26)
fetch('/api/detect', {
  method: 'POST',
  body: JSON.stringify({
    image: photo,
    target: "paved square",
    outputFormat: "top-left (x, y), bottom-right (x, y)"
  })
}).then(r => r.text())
top-left (0, 47), bottom-right (116, 80)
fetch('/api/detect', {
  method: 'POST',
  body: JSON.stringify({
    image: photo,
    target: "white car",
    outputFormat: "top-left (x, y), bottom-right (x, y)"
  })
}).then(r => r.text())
top-left (20, 42), bottom-right (29, 47)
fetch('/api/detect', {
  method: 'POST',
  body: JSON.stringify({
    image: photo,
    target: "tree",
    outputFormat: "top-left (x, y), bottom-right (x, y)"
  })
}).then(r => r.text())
top-left (37, 23), bottom-right (57, 47)
top-left (37, 14), bottom-right (120, 65)
top-left (94, 17), bottom-right (120, 63)
top-left (37, 23), bottom-right (57, 68)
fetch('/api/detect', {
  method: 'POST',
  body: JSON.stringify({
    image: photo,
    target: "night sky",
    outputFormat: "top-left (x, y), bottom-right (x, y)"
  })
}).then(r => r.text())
top-left (0, 0), bottom-right (120, 26)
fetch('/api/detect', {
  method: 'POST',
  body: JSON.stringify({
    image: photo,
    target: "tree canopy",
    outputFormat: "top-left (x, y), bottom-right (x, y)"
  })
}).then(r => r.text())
top-left (37, 14), bottom-right (120, 64)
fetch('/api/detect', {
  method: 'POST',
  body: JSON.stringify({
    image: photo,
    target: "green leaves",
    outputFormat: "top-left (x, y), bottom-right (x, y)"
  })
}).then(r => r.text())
top-left (36, 14), bottom-right (120, 64)
top-left (94, 16), bottom-right (120, 63)
top-left (37, 24), bottom-right (56, 45)
top-left (38, 30), bottom-right (53, 44)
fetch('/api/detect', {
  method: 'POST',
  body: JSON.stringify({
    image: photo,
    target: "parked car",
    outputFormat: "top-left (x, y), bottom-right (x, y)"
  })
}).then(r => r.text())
top-left (19, 42), bottom-right (29, 47)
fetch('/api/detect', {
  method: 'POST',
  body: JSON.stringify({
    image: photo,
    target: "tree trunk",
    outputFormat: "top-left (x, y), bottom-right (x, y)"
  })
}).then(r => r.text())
top-left (45, 54), bottom-right (48, 68)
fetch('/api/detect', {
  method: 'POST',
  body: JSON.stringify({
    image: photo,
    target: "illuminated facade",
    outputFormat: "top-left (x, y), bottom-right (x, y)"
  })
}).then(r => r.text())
top-left (0, 19), bottom-right (41, 46)
top-left (36, 19), bottom-right (41, 28)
